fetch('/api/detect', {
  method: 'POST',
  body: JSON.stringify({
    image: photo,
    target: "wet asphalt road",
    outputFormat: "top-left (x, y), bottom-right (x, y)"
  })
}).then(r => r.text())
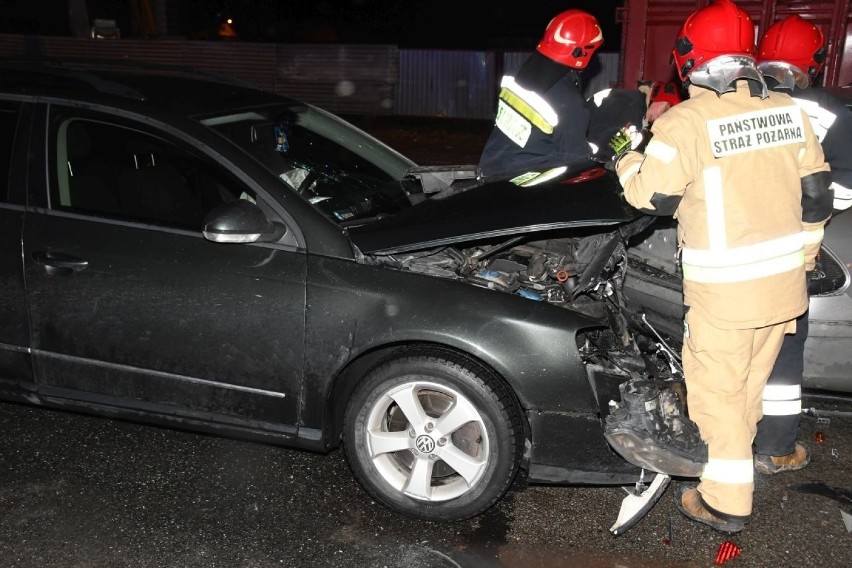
top-left (1, 395), bottom-right (851, 567)
top-left (2, 118), bottom-right (852, 567)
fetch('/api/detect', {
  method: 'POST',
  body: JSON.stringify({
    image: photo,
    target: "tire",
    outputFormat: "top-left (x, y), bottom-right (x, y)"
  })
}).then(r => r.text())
top-left (343, 348), bottom-right (524, 522)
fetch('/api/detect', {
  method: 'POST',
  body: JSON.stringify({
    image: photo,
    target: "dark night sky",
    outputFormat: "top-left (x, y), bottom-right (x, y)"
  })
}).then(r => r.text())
top-left (0, 1), bottom-right (623, 51)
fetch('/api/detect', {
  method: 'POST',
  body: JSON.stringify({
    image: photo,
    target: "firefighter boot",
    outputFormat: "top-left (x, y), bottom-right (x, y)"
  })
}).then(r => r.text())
top-left (674, 485), bottom-right (749, 534)
top-left (754, 442), bottom-right (811, 475)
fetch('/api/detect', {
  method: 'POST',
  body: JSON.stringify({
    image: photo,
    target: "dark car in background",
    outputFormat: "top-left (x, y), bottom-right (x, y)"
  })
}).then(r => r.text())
top-left (0, 60), bottom-right (848, 524)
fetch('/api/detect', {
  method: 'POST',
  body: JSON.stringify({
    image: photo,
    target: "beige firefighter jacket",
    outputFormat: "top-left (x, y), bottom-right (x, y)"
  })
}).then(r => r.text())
top-left (616, 81), bottom-right (832, 329)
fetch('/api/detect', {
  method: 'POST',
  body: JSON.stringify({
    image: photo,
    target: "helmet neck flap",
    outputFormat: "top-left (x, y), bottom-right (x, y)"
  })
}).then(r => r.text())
top-left (688, 55), bottom-right (769, 98)
top-left (757, 61), bottom-right (811, 91)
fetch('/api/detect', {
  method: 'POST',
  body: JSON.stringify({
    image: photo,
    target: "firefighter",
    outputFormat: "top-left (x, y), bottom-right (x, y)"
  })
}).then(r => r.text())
top-left (615, 0), bottom-right (832, 533)
top-left (477, 9), bottom-right (604, 186)
top-left (639, 80), bottom-right (684, 124)
top-left (758, 16), bottom-right (852, 211)
top-left (753, 15), bottom-right (852, 475)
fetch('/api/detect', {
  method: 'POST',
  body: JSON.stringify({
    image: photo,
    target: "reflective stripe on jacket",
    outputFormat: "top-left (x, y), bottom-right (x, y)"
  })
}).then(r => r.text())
top-left (789, 87), bottom-right (852, 210)
top-left (496, 76), bottom-right (558, 140)
top-left (477, 55), bottom-right (592, 183)
top-left (617, 81), bottom-right (831, 328)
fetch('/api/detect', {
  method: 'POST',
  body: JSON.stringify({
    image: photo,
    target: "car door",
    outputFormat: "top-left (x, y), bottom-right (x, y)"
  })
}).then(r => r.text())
top-left (806, 209), bottom-right (852, 393)
top-left (22, 105), bottom-right (305, 431)
top-left (0, 99), bottom-right (33, 393)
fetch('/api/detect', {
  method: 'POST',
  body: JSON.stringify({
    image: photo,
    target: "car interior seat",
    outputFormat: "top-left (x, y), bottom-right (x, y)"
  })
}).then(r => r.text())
top-left (65, 121), bottom-right (122, 214)
top-left (117, 139), bottom-right (205, 228)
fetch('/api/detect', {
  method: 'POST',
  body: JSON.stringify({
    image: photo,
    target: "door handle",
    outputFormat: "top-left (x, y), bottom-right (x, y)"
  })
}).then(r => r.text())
top-left (31, 251), bottom-right (89, 273)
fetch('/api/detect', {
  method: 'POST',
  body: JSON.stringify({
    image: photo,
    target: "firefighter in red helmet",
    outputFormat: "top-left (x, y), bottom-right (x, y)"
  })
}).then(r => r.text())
top-left (752, 15), bottom-right (852, 476)
top-left (477, 9), bottom-right (605, 185)
top-left (643, 81), bottom-right (683, 123)
top-left (757, 15), bottom-right (852, 211)
top-left (616, 0), bottom-right (832, 533)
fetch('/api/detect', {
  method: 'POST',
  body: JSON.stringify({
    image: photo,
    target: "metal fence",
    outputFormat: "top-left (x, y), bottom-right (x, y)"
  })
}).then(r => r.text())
top-left (0, 34), bottom-right (621, 120)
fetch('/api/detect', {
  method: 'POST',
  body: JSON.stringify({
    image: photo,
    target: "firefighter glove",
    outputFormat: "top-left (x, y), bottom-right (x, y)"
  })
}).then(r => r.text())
top-left (608, 125), bottom-right (648, 159)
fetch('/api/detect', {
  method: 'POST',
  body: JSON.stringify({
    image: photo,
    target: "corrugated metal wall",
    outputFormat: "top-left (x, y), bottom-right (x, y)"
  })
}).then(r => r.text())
top-left (587, 52), bottom-right (621, 97)
top-left (0, 34), bottom-right (621, 119)
top-left (498, 51), bottom-right (621, 101)
top-left (394, 50), bottom-right (621, 119)
top-left (396, 50), bottom-right (497, 118)
top-left (275, 44), bottom-right (398, 115)
top-left (0, 34), bottom-right (278, 91)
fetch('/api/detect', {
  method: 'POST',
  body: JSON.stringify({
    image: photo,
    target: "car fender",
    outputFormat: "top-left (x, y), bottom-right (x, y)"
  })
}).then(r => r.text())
top-left (300, 255), bottom-right (602, 431)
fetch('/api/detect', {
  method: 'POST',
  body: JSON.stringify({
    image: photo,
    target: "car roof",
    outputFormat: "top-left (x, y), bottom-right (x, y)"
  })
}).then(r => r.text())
top-left (0, 57), bottom-right (291, 117)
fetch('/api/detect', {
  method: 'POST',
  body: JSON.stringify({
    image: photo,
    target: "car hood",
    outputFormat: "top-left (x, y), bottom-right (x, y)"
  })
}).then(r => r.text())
top-left (348, 166), bottom-right (643, 255)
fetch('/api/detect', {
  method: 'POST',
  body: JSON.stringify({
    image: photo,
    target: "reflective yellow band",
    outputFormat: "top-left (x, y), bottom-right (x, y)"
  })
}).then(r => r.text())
top-left (682, 249), bottom-right (804, 283)
top-left (831, 182), bottom-right (852, 211)
top-left (762, 399), bottom-right (802, 416)
top-left (500, 76), bottom-right (558, 124)
top-left (517, 166), bottom-right (568, 187)
top-left (763, 384), bottom-right (801, 400)
top-left (683, 231), bottom-right (804, 267)
top-left (618, 162), bottom-right (641, 187)
top-left (509, 171), bottom-right (540, 185)
top-left (645, 139), bottom-right (677, 163)
top-left (803, 227), bottom-right (824, 244)
top-left (702, 458), bottom-right (754, 484)
top-left (704, 167), bottom-right (727, 250)
top-left (499, 88), bottom-right (554, 134)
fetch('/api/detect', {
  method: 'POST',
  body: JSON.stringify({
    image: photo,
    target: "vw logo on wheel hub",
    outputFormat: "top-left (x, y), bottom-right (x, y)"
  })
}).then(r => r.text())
top-left (415, 435), bottom-right (435, 453)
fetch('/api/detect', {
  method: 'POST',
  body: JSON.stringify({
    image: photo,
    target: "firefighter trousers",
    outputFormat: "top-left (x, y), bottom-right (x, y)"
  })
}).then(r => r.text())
top-left (682, 307), bottom-right (796, 518)
top-left (753, 311), bottom-right (808, 456)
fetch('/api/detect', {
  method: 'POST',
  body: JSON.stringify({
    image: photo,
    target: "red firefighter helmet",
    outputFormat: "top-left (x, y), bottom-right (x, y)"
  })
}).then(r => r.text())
top-left (757, 15), bottom-right (827, 80)
top-left (649, 81), bottom-right (683, 106)
top-left (672, 0), bottom-right (756, 82)
top-left (536, 9), bottom-right (604, 69)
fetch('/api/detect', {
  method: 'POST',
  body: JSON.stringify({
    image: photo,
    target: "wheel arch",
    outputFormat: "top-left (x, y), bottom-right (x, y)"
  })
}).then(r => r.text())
top-left (322, 341), bottom-right (531, 459)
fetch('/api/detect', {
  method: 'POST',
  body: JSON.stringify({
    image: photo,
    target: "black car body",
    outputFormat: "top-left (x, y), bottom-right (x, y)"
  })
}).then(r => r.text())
top-left (0, 60), bottom-right (846, 523)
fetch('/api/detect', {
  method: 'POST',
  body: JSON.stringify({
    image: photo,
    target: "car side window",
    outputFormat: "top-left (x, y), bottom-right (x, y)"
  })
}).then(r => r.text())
top-left (0, 105), bottom-right (19, 203)
top-left (51, 115), bottom-right (257, 230)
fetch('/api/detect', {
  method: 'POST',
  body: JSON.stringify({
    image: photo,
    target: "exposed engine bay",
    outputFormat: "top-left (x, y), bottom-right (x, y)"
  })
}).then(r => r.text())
top-left (366, 216), bottom-right (709, 477)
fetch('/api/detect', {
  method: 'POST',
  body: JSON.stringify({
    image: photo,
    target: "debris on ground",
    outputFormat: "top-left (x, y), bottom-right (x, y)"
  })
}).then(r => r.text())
top-left (714, 540), bottom-right (742, 565)
top-left (842, 510), bottom-right (852, 532)
top-left (608, 472), bottom-right (671, 536)
top-left (793, 482), bottom-right (852, 532)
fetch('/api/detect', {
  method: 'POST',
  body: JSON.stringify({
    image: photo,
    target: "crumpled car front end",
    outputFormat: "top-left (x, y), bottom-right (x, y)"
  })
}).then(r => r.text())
top-left (350, 170), bottom-right (708, 481)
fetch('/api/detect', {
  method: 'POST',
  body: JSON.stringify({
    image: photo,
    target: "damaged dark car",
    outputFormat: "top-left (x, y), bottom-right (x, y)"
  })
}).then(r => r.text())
top-left (1, 60), bottom-right (849, 528)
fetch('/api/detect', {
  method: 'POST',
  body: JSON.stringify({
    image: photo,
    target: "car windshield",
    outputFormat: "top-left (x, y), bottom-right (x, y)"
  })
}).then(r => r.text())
top-left (199, 103), bottom-right (417, 224)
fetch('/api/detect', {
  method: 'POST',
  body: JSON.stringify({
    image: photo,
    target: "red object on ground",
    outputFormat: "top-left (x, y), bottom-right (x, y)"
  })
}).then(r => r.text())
top-left (714, 540), bottom-right (742, 565)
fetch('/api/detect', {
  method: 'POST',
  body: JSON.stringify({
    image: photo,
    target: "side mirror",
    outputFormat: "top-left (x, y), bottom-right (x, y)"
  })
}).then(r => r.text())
top-left (202, 199), bottom-right (286, 243)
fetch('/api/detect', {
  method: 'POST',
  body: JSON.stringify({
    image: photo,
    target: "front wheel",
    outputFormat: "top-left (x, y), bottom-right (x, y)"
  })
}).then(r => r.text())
top-left (343, 349), bottom-right (524, 522)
